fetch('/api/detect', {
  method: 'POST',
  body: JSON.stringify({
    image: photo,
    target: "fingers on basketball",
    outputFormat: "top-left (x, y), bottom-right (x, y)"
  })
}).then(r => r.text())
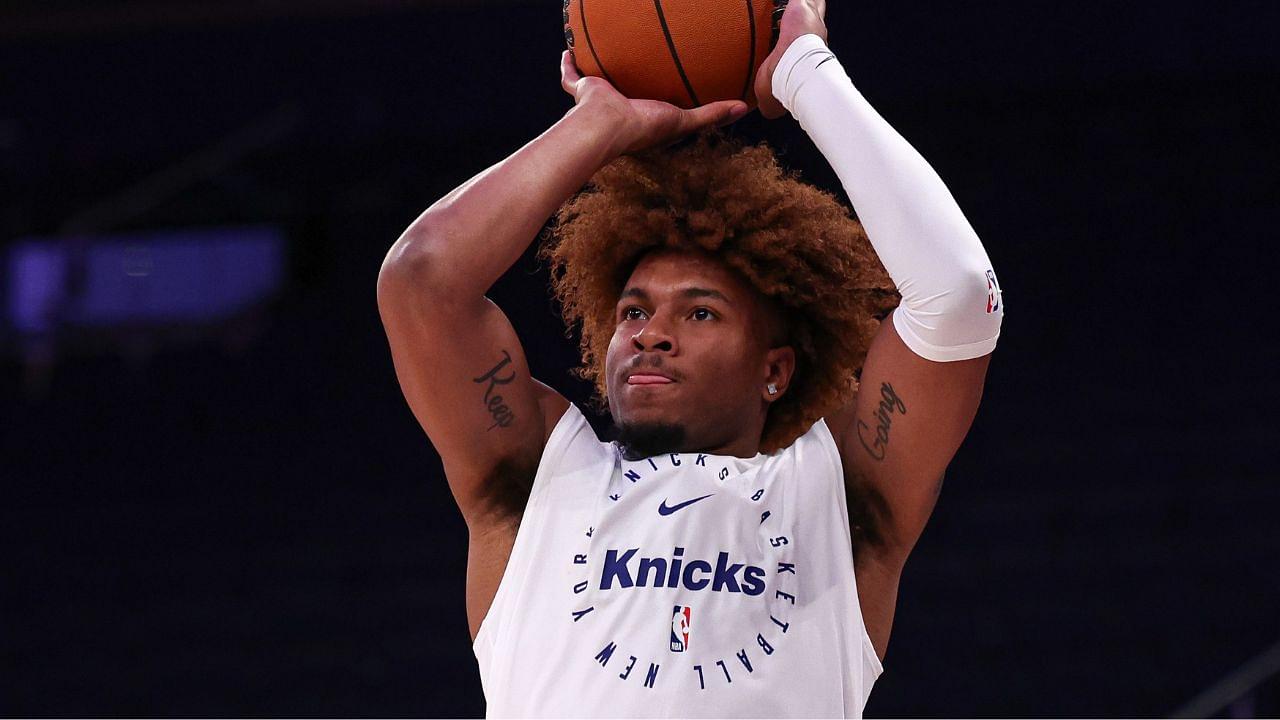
top-left (692, 100), bottom-right (744, 130)
top-left (560, 50), bottom-right (581, 95)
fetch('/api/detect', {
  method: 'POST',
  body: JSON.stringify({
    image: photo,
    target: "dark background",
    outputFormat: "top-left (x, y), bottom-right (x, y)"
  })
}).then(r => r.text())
top-left (2, 0), bottom-right (1277, 716)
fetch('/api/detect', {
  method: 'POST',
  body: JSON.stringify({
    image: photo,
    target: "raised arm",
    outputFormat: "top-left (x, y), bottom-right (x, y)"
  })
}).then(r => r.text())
top-left (377, 104), bottom-right (612, 531)
top-left (756, 1), bottom-right (1005, 660)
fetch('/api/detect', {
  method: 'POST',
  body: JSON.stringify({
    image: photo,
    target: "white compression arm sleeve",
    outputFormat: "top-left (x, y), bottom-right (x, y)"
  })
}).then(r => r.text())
top-left (772, 34), bottom-right (1004, 362)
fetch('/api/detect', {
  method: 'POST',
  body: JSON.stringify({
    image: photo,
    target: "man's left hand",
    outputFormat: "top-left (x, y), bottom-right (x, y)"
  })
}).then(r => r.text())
top-left (753, 0), bottom-right (828, 120)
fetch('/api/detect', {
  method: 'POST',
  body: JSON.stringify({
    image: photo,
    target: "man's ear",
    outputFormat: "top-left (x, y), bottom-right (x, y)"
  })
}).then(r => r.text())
top-left (762, 345), bottom-right (796, 403)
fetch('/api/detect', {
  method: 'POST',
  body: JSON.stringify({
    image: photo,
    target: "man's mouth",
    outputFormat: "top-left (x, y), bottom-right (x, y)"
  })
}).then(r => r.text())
top-left (627, 373), bottom-right (674, 385)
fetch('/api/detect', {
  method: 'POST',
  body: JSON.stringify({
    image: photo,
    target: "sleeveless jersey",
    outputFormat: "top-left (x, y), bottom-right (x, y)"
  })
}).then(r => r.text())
top-left (473, 403), bottom-right (883, 718)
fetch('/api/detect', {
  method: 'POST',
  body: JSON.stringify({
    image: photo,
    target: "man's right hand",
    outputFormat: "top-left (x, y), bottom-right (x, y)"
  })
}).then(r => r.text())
top-left (560, 49), bottom-right (748, 157)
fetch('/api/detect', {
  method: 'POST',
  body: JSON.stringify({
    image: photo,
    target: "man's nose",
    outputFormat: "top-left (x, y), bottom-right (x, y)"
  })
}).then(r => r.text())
top-left (632, 320), bottom-right (676, 353)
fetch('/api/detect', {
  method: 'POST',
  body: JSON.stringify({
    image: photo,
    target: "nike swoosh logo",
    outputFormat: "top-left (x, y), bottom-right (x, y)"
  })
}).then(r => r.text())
top-left (658, 493), bottom-right (715, 516)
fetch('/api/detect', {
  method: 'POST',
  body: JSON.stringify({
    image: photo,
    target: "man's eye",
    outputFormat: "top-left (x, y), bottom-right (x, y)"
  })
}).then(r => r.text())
top-left (623, 307), bottom-right (647, 321)
top-left (691, 308), bottom-right (714, 321)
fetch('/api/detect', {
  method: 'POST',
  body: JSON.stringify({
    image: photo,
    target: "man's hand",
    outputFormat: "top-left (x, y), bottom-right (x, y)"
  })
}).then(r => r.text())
top-left (753, 0), bottom-right (828, 120)
top-left (559, 49), bottom-right (749, 157)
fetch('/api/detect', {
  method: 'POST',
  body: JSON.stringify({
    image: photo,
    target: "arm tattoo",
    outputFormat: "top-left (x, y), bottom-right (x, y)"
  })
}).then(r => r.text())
top-left (856, 381), bottom-right (907, 462)
top-left (473, 350), bottom-right (517, 430)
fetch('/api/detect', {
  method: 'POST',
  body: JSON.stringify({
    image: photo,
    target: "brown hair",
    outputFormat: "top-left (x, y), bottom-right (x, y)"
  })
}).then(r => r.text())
top-left (540, 129), bottom-right (900, 452)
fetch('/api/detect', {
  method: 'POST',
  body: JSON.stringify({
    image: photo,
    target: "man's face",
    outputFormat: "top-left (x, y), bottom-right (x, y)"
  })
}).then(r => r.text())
top-left (604, 248), bottom-right (787, 455)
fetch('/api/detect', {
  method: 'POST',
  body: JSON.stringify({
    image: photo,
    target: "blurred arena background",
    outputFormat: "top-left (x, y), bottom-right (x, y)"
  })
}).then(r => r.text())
top-left (1, 0), bottom-right (1276, 715)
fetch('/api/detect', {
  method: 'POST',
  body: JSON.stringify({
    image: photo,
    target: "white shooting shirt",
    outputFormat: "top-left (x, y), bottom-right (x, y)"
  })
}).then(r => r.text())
top-left (473, 402), bottom-right (882, 717)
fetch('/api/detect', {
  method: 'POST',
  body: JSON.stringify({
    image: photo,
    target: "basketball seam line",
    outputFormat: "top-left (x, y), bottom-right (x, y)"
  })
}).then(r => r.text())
top-left (740, 0), bottom-right (756, 102)
top-left (579, 0), bottom-right (617, 88)
top-left (652, 0), bottom-right (701, 107)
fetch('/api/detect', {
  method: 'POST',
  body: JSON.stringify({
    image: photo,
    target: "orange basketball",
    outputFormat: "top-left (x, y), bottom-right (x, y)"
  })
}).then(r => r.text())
top-left (562, 0), bottom-right (785, 110)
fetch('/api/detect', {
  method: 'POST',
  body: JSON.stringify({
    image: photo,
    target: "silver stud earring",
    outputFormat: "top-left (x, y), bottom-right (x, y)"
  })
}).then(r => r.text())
top-left (767, 383), bottom-right (778, 395)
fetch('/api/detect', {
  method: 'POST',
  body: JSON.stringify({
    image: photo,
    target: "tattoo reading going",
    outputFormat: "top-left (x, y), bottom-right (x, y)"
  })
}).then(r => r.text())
top-left (473, 350), bottom-right (516, 430)
top-left (856, 382), bottom-right (907, 461)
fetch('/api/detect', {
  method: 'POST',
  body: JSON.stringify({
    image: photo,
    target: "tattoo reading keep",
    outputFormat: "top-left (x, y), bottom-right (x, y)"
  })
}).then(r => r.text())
top-left (473, 350), bottom-right (516, 430)
top-left (856, 382), bottom-right (907, 461)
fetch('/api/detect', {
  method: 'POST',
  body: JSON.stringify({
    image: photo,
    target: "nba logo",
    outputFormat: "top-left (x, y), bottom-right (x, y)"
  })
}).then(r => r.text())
top-left (670, 605), bottom-right (691, 652)
top-left (985, 268), bottom-right (1002, 314)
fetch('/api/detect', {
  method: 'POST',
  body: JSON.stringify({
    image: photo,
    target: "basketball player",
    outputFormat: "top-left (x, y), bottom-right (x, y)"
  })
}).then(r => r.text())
top-left (377, 0), bottom-right (1003, 716)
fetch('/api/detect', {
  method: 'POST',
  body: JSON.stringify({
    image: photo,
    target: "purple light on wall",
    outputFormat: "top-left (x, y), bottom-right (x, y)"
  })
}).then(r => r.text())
top-left (8, 241), bottom-right (69, 334)
top-left (6, 225), bottom-right (285, 334)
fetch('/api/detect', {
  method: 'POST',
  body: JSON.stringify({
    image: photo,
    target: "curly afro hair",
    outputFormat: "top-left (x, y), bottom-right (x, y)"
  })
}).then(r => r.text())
top-left (540, 128), bottom-right (900, 452)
